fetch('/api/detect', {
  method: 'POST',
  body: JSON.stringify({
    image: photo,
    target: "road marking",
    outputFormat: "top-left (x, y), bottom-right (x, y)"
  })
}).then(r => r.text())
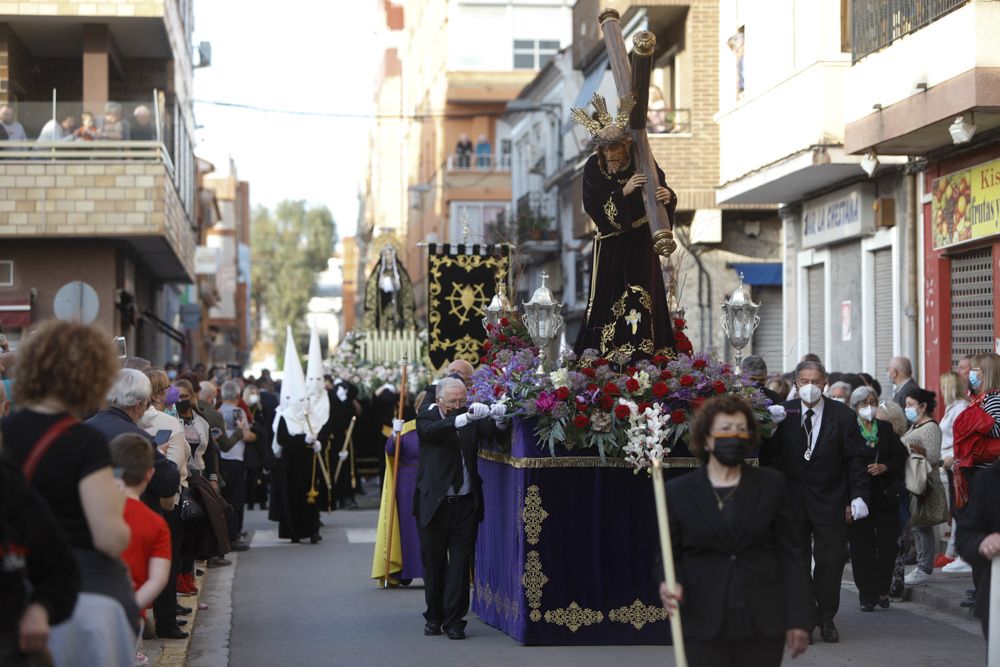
top-left (346, 528), bottom-right (377, 543)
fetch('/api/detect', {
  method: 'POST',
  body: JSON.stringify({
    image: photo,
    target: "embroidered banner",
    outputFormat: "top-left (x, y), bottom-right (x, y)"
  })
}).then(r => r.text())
top-left (426, 243), bottom-right (510, 372)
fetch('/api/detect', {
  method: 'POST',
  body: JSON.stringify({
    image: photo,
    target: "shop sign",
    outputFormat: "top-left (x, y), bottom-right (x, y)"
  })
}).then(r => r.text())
top-left (802, 186), bottom-right (874, 249)
top-left (931, 159), bottom-right (1000, 249)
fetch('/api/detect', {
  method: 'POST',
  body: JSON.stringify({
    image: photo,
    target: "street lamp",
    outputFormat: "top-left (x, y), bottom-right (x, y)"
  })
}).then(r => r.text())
top-left (522, 271), bottom-right (564, 375)
top-left (720, 273), bottom-right (760, 368)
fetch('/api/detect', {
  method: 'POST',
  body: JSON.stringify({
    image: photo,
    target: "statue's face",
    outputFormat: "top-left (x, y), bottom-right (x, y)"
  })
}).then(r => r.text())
top-left (602, 140), bottom-right (631, 174)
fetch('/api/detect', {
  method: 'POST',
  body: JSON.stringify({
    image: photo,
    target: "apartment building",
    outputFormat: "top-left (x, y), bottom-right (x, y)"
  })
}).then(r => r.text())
top-left (843, 0), bottom-right (1000, 389)
top-left (0, 0), bottom-right (197, 364)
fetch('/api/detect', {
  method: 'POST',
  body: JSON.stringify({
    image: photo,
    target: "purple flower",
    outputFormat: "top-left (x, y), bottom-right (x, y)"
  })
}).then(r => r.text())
top-left (535, 391), bottom-right (556, 413)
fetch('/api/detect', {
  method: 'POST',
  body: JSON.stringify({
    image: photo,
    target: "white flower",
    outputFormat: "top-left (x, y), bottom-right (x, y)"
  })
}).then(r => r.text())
top-left (549, 367), bottom-right (570, 389)
top-left (634, 370), bottom-right (651, 393)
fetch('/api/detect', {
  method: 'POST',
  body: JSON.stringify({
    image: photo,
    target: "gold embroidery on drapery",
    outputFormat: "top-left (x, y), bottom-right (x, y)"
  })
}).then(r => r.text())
top-left (523, 550), bottom-right (548, 622)
top-left (603, 195), bottom-right (621, 229)
top-left (522, 485), bottom-right (548, 546)
top-left (543, 602), bottom-right (604, 633)
top-left (608, 599), bottom-right (668, 630)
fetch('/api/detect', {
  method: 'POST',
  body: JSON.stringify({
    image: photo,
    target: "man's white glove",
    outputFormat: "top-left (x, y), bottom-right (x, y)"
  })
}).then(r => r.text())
top-left (311, 440), bottom-right (322, 454)
top-left (767, 405), bottom-right (787, 424)
top-left (338, 450), bottom-right (349, 461)
top-left (336, 386), bottom-right (348, 402)
top-left (392, 418), bottom-right (405, 436)
top-left (490, 403), bottom-right (507, 419)
top-left (468, 403), bottom-right (490, 420)
top-left (272, 442), bottom-right (283, 458)
top-left (305, 434), bottom-right (316, 445)
top-left (850, 497), bottom-right (869, 521)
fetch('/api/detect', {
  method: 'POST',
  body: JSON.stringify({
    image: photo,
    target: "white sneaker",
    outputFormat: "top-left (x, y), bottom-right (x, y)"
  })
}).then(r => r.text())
top-left (904, 568), bottom-right (933, 585)
top-left (942, 557), bottom-right (973, 574)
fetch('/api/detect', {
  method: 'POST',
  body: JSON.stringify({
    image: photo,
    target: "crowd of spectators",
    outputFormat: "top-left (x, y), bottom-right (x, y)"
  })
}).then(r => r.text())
top-left (0, 101), bottom-right (159, 144)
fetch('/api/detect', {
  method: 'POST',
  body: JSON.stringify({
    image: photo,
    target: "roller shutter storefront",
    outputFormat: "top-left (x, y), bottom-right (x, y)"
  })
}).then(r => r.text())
top-left (950, 247), bottom-right (994, 366)
top-left (807, 265), bottom-right (825, 359)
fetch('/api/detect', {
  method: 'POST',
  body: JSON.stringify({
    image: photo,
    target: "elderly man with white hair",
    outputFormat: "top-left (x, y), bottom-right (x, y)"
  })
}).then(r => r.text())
top-left (827, 381), bottom-right (853, 404)
top-left (84, 369), bottom-right (180, 509)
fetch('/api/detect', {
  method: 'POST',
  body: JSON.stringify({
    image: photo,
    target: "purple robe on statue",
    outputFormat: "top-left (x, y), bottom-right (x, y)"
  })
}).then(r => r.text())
top-left (386, 430), bottom-right (423, 580)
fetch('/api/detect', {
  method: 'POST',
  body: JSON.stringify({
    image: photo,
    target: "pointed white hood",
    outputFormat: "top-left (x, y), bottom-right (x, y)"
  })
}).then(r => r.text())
top-left (275, 326), bottom-right (308, 436)
top-left (304, 327), bottom-right (330, 437)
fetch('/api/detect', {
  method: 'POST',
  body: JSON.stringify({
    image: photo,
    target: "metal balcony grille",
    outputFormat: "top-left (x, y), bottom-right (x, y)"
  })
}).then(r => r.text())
top-left (852, 0), bottom-right (969, 63)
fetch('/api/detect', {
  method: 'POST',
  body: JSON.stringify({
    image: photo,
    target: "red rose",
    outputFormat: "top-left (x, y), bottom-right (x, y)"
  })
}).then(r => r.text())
top-left (660, 370), bottom-right (673, 381)
top-left (581, 367), bottom-right (597, 378)
top-left (638, 401), bottom-right (652, 413)
top-left (653, 354), bottom-right (667, 365)
top-left (480, 356), bottom-right (489, 364)
top-left (498, 333), bottom-right (508, 342)
top-left (680, 374), bottom-right (695, 387)
top-left (626, 366), bottom-right (638, 376)
top-left (482, 340), bottom-right (493, 351)
top-left (671, 409), bottom-right (686, 424)
top-left (674, 318), bottom-right (687, 330)
top-left (599, 395), bottom-right (614, 410)
top-left (692, 396), bottom-right (706, 409)
top-left (692, 359), bottom-right (707, 370)
top-left (586, 383), bottom-right (599, 393)
top-left (500, 317), bottom-right (510, 327)
top-left (486, 323), bottom-right (496, 332)
top-left (652, 382), bottom-right (669, 398)
top-left (614, 404), bottom-right (631, 419)
top-left (625, 378), bottom-right (640, 392)
top-left (555, 386), bottom-right (571, 401)
top-left (713, 380), bottom-right (727, 394)
top-left (593, 358), bottom-right (610, 367)
top-left (493, 385), bottom-right (505, 397)
top-left (576, 397), bottom-right (589, 412)
top-left (676, 332), bottom-right (693, 355)
top-left (573, 414), bottom-right (591, 428)
top-left (603, 382), bottom-right (620, 397)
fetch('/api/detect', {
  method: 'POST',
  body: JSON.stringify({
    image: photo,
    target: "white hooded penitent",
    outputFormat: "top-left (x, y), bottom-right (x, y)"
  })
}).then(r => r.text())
top-left (274, 325), bottom-right (308, 437)
top-left (305, 326), bottom-right (330, 439)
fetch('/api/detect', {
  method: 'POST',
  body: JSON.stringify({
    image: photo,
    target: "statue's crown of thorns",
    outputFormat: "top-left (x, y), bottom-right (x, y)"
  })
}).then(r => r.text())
top-left (570, 92), bottom-right (636, 146)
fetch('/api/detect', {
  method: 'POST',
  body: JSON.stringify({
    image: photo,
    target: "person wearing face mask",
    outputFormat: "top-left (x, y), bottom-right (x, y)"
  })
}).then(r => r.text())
top-left (659, 395), bottom-right (810, 666)
top-left (759, 360), bottom-right (870, 644)
top-left (242, 384), bottom-right (269, 511)
top-left (414, 377), bottom-right (506, 640)
top-left (887, 356), bottom-right (918, 408)
top-left (901, 387), bottom-right (943, 586)
top-left (827, 381), bottom-right (852, 404)
top-left (845, 386), bottom-right (907, 611)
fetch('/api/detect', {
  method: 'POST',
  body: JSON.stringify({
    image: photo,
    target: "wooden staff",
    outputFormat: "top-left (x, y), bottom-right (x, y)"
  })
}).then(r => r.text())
top-left (304, 414), bottom-right (332, 502)
top-left (383, 356), bottom-right (409, 588)
top-left (333, 416), bottom-right (357, 484)
top-left (651, 459), bottom-right (687, 667)
top-left (599, 9), bottom-right (676, 260)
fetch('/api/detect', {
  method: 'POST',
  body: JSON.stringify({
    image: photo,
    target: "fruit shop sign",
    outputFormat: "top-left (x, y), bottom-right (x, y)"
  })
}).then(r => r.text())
top-left (932, 159), bottom-right (1000, 249)
top-left (802, 185), bottom-right (875, 249)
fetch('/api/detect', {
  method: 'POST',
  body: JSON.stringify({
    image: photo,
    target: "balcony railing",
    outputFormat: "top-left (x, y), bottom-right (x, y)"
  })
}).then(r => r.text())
top-left (646, 107), bottom-right (692, 136)
top-left (852, 0), bottom-right (969, 62)
top-left (446, 153), bottom-right (512, 171)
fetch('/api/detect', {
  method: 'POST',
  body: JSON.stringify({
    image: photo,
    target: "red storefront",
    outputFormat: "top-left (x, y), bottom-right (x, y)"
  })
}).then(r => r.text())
top-left (923, 143), bottom-right (1000, 389)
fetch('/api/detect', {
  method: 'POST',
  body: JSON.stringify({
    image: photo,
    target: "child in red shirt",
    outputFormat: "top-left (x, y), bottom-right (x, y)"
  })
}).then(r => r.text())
top-left (110, 434), bottom-right (171, 664)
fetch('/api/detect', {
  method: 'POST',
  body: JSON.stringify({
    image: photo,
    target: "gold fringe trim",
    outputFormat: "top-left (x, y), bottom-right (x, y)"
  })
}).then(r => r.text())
top-left (477, 449), bottom-right (705, 469)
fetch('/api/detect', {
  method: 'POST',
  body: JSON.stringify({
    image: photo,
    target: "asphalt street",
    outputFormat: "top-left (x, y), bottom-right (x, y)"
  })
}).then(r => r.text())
top-left (195, 506), bottom-right (986, 667)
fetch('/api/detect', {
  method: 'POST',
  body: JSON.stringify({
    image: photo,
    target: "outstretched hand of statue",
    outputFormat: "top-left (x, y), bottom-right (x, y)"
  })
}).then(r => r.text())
top-left (622, 173), bottom-right (646, 197)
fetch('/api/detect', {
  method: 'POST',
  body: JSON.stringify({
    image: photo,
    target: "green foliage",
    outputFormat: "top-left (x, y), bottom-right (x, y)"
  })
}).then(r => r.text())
top-left (250, 200), bottom-right (336, 361)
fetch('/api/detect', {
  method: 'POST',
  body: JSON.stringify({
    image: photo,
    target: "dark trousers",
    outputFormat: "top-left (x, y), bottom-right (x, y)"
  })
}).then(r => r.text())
top-left (417, 495), bottom-right (478, 630)
top-left (152, 505), bottom-right (182, 633)
top-left (220, 459), bottom-right (246, 542)
top-left (848, 507), bottom-right (899, 605)
top-left (686, 634), bottom-right (784, 667)
top-left (245, 467), bottom-right (268, 509)
top-left (796, 514), bottom-right (848, 626)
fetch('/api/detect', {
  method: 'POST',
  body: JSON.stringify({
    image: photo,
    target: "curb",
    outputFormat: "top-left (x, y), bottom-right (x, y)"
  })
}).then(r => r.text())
top-left (143, 565), bottom-right (208, 667)
top-left (842, 564), bottom-right (976, 622)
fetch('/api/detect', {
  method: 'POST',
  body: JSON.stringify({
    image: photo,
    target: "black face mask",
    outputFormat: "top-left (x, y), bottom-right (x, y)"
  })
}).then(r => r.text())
top-left (711, 437), bottom-right (748, 467)
top-left (176, 399), bottom-right (192, 414)
top-left (445, 406), bottom-right (467, 418)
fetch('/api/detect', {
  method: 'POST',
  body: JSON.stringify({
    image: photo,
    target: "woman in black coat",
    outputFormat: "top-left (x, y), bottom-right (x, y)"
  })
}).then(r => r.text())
top-left (846, 385), bottom-right (908, 611)
top-left (660, 395), bottom-right (810, 666)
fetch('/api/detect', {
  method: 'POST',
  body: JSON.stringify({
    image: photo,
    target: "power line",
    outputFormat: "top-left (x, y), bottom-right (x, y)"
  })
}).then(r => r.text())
top-left (193, 99), bottom-right (504, 120)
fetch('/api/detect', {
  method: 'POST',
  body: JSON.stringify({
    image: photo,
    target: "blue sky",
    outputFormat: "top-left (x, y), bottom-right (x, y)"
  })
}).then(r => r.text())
top-left (192, 1), bottom-right (380, 237)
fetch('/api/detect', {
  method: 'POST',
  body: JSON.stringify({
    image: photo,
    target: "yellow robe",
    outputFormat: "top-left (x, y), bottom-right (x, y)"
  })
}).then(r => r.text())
top-left (370, 420), bottom-right (416, 584)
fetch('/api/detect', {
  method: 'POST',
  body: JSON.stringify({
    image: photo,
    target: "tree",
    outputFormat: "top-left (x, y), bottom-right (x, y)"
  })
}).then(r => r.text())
top-left (251, 200), bottom-right (337, 362)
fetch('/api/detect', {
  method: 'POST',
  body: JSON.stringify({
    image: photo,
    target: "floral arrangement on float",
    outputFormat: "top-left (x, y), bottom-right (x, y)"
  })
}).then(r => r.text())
top-left (470, 317), bottom-right (778, 470)
top-left (328, 330), bottom-right (432, 399)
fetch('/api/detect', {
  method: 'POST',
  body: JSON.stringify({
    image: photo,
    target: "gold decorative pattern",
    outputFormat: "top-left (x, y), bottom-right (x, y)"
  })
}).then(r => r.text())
top-left (603, 195), bottom-right (620, 229)
top-left (543, 602), bottom-right (604, 633)
top-left (633, 31), bottom-right (656, 56)
top-left (478, 449), bottom-right (711, 469)
top-left (522, 485), bottom-right (548, 546)
top-left (522, 550), bottom-right (548, 621)
top-left (570, 92), bottom-right (636, 138)
top-left (608, 599), bottom-right (668, 630)
top-left (444, 283), bottom-right (488, 325)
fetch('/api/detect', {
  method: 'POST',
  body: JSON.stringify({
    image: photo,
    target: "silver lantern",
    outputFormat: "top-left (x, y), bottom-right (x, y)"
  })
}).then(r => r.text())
top-left (720, 273), bottom-right (760, 367)
top-left (482, 281), bottom-right (514, 331)
top-left (522, 272), bottom-right (564, 375)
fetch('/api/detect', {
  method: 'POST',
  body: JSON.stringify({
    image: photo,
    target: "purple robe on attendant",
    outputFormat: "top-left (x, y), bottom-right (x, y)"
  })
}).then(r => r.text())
top-left (386, 430), bottom-right (423, 580)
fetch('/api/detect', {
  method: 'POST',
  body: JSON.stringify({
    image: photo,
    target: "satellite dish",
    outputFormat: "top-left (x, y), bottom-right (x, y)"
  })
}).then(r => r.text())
top-left (53, 281), bottom-right (100, 324)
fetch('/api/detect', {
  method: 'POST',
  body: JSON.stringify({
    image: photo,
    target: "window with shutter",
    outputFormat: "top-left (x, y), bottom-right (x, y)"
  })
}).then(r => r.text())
top-left (950, 247), bottom-right (994, 366)
top-left (753, 286), bottom-right (783, 371)
top-left (873, 249), bottom-right (893, 377)
top-left (807, 265), bottom-right (825, 360)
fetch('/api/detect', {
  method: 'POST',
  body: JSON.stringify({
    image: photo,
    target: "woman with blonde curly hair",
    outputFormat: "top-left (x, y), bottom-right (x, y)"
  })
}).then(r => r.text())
top-left (0, 320), bottom-right (137, 664)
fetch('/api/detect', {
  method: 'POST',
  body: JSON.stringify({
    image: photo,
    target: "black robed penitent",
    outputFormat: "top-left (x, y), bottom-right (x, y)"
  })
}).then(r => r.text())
top-left (574, 154), bottom-right (676, 360)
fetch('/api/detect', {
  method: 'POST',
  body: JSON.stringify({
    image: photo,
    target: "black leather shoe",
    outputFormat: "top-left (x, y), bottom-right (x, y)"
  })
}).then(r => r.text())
top-left (176, 619), bottom-right (188, 627)
top-left (446, 627), bottom-right (466, 640)
top-left (819, 620), bottom-right (839, 643)
top-left (967, 589), bottom-right (977, 597)
top-left (195, 569), bottom-right (205, 577)
top-left (424, 623), bottom-right (442, 636)
top-left (961, 599), bottom-right (977, 608)
top-left (860, 604), bottom-right (875, 612)
top-left (231, 542), bottom-right (250, 552)
top-left (176, 604), bottom-right (192, 616)
top-left (157, 627), bottom-right (189, 640)
top-left (310, 533), bottom-right (322, 544)
top-left (877, 597), bottom-right (890, 609)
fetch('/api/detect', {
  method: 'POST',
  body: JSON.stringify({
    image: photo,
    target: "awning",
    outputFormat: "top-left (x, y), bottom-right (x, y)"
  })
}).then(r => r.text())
top-left (0, 298), bottom-right (32, 328)
top-left (729, 263), bottom-right (783, 286)
top-left (565, 55), bottom-right (609, 125)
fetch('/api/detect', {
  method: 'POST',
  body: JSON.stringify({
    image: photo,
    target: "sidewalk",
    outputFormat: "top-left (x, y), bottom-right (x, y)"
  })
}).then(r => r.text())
top-left (842, 562), bottom-right (976, 621)
top-left (141, 566), bottom-right (210, 667)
